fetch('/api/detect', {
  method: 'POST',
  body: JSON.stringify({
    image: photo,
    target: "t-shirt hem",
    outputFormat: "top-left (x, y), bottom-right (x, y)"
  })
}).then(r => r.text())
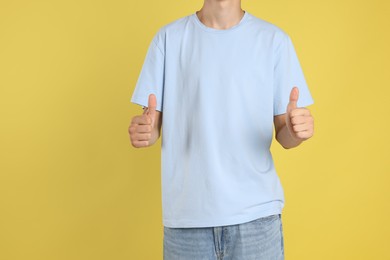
top-left (163, 202), bottom-right (283, 228)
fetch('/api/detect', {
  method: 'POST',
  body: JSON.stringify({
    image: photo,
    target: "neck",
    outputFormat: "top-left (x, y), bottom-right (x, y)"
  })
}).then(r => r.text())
top-left (196, 0), bottom-right (244, 30)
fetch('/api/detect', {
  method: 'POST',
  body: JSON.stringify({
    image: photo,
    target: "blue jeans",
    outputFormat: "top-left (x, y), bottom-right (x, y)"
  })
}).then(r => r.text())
top-left (163, 214), bottom-right (284, 260)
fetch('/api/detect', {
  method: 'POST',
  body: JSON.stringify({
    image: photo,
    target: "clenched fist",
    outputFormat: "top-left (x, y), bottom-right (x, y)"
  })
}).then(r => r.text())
top-left (285, 86), bottom-right (314, 141)
top-left (129, 94), bottom-right (160, 148)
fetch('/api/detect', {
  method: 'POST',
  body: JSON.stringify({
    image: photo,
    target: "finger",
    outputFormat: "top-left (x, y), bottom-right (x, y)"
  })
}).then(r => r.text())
top-left (291, 116), bottom-right (308, 125)
top-left (147, 94), bottom-right (157, 115)
top-left (290, 108), bottom-right (310, 118)
top-left (132, 140), bottom-right (149, 148)
top-left (132, 133), bottom-right (152, 141)
top-left (288, 86), bottom-right (299, 110)
top-left (293, 123), bottom-right (311, 132)
top-left (132, 115), bottom-right (152, 125)
top-left (291, 114), bottom-right (313, 125)
top-left (135, 124), bottom-right (153, 133)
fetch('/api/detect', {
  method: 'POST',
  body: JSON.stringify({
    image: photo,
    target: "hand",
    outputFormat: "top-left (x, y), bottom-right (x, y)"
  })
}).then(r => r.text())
top-left (285, 86), bottom-right (314, 141)
top-left (129, 94), bottom-right (158, 148)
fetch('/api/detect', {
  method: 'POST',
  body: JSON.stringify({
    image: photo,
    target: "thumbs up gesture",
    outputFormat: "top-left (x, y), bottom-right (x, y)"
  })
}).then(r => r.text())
top-left (285, 86), bottom-right (314, 141)
top-left (129, 94), bottom-right (159, 148)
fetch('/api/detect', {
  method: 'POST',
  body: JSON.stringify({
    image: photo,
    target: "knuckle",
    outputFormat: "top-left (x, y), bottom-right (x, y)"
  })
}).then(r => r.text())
top-left (291, 117), bottom-right (297, 124)
top-left (142, 115), bottom-right (151, 124)
top-left (131, 116), bottom-right (139, 124)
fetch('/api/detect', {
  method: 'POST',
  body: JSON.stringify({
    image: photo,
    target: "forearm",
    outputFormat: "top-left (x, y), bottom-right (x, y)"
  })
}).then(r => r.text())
top-left (276, 124), bottom-right (303, 149)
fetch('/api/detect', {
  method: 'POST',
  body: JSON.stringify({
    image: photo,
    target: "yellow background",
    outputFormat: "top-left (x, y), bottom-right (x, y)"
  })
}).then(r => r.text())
top-left (1, 0), bottom-right (389, 259)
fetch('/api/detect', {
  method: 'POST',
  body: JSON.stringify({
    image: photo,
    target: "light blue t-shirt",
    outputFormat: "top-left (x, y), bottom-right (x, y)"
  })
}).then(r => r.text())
top-left (131, 10), bottom-right (314, 228)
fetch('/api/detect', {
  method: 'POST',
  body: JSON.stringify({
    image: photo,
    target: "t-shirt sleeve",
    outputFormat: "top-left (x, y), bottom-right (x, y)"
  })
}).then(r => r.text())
top-left (273, 32), bottom-right (314, 116)
top-left (130, 29), bottom-right (165, 112)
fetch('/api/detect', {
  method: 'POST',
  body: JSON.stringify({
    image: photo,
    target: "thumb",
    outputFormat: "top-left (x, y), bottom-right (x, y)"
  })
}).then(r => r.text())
top-left (288, 86), bottom-right (299, 111)
top-left (145, 94), bottom-right (157, 125)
